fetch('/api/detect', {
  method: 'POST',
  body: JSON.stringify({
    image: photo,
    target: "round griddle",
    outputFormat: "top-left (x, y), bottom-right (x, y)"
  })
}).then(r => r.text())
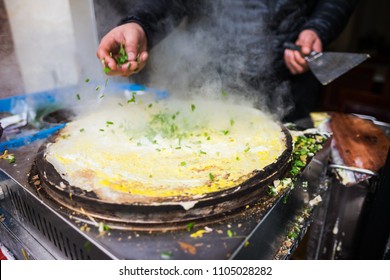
top-left (32, 126), bottom-right (292, 229)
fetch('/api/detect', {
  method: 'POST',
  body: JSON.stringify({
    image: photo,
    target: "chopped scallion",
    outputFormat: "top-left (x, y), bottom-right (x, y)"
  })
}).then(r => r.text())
top-left (104, 66), bottom-right (111, 74)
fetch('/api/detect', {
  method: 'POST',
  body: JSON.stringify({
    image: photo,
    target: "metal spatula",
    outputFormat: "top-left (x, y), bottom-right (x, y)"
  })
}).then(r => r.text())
top-left (284, 42), bottom-right (370, 85)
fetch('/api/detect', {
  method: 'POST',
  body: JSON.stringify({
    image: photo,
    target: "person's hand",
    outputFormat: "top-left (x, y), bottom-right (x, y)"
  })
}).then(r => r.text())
top-left (284, 29), bottom-right (322, 75)
top-left (97, 23), bottom-right (148, 77)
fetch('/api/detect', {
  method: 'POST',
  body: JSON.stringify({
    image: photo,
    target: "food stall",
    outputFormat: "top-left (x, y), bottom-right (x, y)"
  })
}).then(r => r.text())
top-left (0, 82), bottom-right (388, 260)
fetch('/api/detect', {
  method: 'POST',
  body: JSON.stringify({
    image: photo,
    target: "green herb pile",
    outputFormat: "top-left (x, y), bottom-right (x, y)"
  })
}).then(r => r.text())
top-left (268, 134), bottom-right (326, 197)
top-left (104, 44), bottom-right (129, 73)
top-left (290, 135), bottom-right (324, 177)
top-left (146, 111), bottom-right (188, 143)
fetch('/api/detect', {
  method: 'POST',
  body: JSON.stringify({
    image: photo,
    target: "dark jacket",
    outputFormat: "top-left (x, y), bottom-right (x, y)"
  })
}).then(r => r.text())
top-left (120, 0), bottom-right (358, 79)
top-left (119, 0), bottom-right (358, 119)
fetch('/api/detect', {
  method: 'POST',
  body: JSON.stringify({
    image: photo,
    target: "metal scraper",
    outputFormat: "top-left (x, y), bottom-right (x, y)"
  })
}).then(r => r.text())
top-left (284, 42), bottom-right (370, 85)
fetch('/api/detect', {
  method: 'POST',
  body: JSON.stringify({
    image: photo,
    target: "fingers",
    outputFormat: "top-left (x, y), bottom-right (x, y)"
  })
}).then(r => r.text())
top-left (311, 37), bottom-right (322, 53)
top-left (96, 23), bottom-right (148, 77)
top-left (111, 51), bottom-right (149, 77)
top-left (296, 29), bottom-right (323, 55)
top-left (284, 49), bottom-right (308, 75)
top-left (97, 36), bottom-right (121, 71)
top-left (102, 52), bottom-right (148, 77)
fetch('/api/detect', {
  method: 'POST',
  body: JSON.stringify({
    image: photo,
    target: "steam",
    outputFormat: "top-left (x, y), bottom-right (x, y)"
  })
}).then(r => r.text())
top-left (143, 2), bottom-right (293, 120)
top-left (30, 1), bottom-right (295, 122)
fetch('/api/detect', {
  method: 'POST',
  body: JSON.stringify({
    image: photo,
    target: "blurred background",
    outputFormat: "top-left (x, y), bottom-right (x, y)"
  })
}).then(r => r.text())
top-left (1, 0), bottom-right (389, 121)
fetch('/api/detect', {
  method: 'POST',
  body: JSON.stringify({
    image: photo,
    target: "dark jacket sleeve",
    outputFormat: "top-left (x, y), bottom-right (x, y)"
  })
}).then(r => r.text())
top-left (118, 0), bottom-right (190, 49)
top-left (301, 0), bottom-right (359, 46)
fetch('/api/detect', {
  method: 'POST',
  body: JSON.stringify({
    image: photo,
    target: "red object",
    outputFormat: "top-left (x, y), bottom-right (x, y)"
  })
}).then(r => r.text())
top-left (0, 248), bottom-right (8, 260)
top-left (0, 244), bottom-right (14, 260)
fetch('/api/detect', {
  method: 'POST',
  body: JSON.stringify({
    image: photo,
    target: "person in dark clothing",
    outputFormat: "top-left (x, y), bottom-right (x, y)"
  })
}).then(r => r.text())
top-left (97, 0), bottom-right (358, 121)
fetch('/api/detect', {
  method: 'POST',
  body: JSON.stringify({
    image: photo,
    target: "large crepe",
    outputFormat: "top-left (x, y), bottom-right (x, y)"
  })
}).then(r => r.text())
top-left (44, 98), bottom-right (288, 202)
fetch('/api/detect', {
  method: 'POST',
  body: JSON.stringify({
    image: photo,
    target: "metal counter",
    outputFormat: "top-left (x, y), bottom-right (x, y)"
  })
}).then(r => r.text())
top-left (0, 135), bottom-right (331, 260)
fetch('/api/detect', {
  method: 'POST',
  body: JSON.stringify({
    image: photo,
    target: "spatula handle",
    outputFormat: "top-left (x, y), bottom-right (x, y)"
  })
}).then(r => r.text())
top-left (283, 42), bottom-right (302, 52)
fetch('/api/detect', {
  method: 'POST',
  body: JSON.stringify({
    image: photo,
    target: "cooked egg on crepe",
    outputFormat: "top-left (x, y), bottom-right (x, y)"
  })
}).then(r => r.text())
top-left (44, 97), bottom-right (287, 202)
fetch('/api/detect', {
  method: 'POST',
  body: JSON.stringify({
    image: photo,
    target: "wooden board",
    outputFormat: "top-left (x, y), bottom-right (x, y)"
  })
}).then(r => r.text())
top-left (329, 113), bottom-right (390, 173)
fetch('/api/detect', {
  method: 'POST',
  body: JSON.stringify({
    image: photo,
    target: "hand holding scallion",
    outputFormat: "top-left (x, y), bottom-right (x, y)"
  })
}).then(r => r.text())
top-left (97, 23), bottom-right (148, 77)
